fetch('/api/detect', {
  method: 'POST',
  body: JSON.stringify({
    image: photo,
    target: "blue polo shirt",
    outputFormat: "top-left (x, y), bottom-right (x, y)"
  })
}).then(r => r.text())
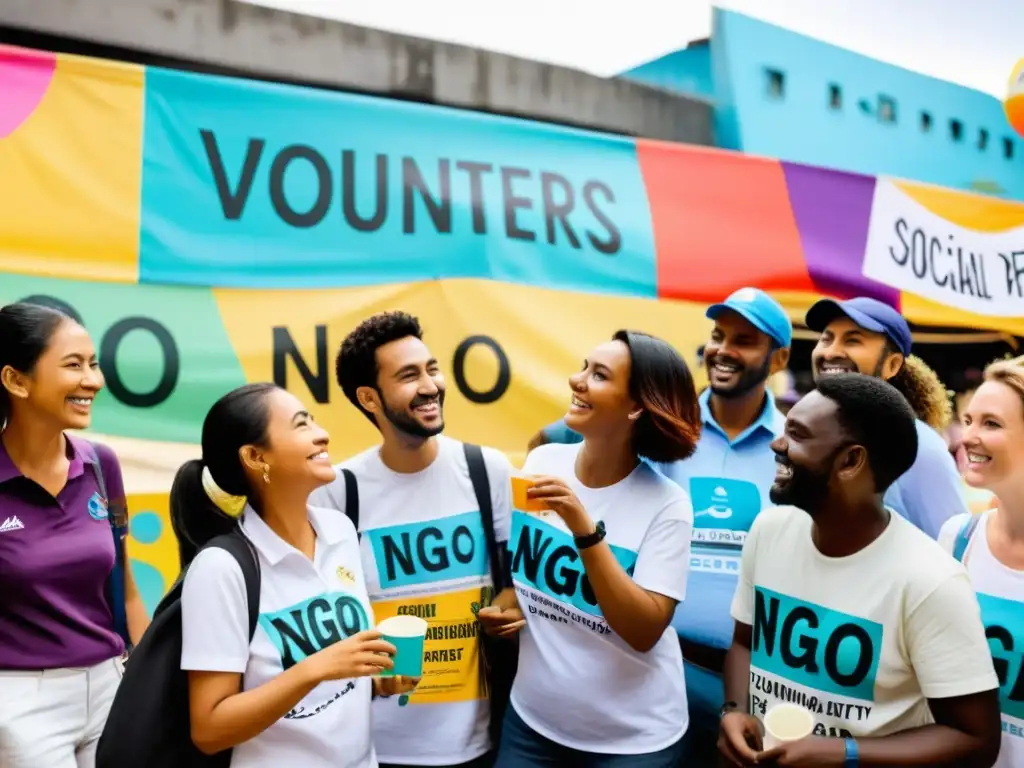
top-left (884, 419), bottom-right (969, 538)
top-left (656, 389), bottom-right (785, 651)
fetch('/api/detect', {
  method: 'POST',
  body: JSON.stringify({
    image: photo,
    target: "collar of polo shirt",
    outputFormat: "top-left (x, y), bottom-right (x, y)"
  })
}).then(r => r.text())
top-left (242, 505), bottom-right (348, 565)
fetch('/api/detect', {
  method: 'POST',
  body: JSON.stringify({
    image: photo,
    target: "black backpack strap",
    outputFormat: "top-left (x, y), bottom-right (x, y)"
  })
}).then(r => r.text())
top-left (341, 469), bottom-right (360, 539)
top-left (463, 443), bottom-right (503, 594)
top-left (208, 532), bottom-right (262, 640)
top-left (80, 440), bottom-right (131, 649)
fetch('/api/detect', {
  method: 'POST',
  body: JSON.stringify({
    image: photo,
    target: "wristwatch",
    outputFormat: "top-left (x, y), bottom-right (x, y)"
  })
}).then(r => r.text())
top-left (719, 701), bottom-right (740, 719)
top-left (574, 520), bottom-right (606, 550)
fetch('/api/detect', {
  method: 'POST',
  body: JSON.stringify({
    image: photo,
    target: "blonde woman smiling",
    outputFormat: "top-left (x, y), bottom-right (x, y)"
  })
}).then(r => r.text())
top-left (940, 356), bottom-right (1024, 768)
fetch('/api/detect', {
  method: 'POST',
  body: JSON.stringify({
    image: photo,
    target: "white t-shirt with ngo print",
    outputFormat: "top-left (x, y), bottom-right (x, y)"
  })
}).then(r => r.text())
top-left (509, 442), bottom-right (693, 755)
top-left (939, 510), bottom-right (1024, 768)
top-left (180, 505), bottom-right (377, 768)
top-left (309, 435), bottom-right (514, 766)
top-left (731, 505), bottom-right (997, 739)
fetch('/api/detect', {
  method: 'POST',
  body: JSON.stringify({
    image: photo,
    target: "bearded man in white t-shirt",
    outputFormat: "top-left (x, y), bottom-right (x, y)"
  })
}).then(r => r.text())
top-left (310, 311), bottom-right (521, 768)
top-left (719, 373), bottom-right (1001, 767)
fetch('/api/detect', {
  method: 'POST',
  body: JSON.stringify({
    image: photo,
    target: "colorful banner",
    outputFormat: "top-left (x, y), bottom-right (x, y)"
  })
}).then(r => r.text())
top-left (0, 272), bottom-right (717, 449)
top-left (1, 43), bottom-right (1021, 614)
top-left (864, 180), bottom-right (1024, 317)
top-left (1, 44), bottom-right (1023, 330)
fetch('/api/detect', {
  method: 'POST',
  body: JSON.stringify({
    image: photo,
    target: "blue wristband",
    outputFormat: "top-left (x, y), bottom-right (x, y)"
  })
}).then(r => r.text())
top-left (844, 737), bottom-right (859, 767)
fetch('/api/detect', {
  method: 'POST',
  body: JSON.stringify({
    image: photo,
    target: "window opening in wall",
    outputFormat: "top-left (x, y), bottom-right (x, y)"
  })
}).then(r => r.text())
top-left (950, 119), bottom-right (963, 141)
top-left (765, 68), bottom-right (785, 99)
top-left (978, 128), bottom-right (989, 151)
top-left (828, 83), bottom-right (842, 109)
top-left (878, 95), bottom-right (896, 123)
top-left (1005, 138), bottom-right (1016, 159)
top-left (920, 111), bottom-right (932, 132)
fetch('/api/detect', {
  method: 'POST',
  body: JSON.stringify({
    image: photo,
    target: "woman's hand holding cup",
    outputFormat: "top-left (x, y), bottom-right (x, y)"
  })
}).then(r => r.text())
top-left (305, 629), bottom-right (396, 682)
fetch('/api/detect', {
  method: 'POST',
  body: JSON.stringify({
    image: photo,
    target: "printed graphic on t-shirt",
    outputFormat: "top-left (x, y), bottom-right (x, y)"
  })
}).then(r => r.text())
top-left (749, 586), bottom-right (883, 738)
top-left (977, 593), bottom-right (1024, 739)
top-left (365, 510), bottom-right (490, 707)
top-left (690, 477), bottom-right (760, 576)
top-left (366, 511), bottom-right (488, 591)
top-left (372, 586), bottom-right (485, 704)
top-left (258, 590), bottom-right (370, 669)
top-left (87, 491), bottom-right (109, 521)
top-left (510, 511), bottom-right (637, 634)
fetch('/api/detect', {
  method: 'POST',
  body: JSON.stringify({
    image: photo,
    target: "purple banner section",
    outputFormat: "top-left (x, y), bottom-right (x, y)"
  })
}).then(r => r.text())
top-left (782, 163), bottom-right (901, 308)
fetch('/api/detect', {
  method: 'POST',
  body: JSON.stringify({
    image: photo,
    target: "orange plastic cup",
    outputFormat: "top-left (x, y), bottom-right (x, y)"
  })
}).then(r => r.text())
top-left (511, 476), bottom-right (548, 513)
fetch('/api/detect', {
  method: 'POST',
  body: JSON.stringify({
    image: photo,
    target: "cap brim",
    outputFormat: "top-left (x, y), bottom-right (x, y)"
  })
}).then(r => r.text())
top-left (707, 302), bottom-right (778, 343)
top-left (805, 300), bottom-right (886, 335)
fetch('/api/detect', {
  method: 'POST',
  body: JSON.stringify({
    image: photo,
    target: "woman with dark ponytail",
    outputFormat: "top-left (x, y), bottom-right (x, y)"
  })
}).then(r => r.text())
top-left (0, 301), bottom-right (149, 767)
top-left (175, 383), bottom-right (418, 767)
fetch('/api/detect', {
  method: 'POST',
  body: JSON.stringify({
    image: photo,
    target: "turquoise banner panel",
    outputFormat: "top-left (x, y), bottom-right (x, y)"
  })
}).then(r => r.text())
top-left (140, 67), bottom-right (657, 297)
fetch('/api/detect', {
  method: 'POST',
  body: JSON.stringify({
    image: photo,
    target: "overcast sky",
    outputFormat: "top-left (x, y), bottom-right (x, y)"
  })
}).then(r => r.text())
top-left (239, 0), bottom-right (1021, 98)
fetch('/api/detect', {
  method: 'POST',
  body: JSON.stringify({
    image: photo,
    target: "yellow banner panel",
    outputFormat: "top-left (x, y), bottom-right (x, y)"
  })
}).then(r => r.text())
top-left (0, 50), bottom-right (143, 282)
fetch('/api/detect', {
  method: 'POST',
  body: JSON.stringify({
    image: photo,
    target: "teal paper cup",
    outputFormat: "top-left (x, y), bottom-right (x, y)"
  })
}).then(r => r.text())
top-left (376, 615), bottom-right (428, 678)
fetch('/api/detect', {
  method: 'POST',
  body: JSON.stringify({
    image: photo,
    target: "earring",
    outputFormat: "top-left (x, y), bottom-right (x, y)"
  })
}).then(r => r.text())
top-left (262, 466), bottom-right (271, 484)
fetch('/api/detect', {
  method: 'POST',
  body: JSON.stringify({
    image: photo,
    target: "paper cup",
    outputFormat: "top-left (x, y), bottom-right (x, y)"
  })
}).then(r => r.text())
top-left (376, 615), bottom-right (427, 678)
top-left (511, 476), bottom-right (547, 513)
top-left (762, 703), bottom-right (814, 749)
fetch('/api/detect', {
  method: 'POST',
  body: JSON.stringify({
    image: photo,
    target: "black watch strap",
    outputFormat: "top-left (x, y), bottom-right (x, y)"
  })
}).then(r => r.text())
top-left (719, 701), bottom-right (740, 719)
top-left (574, 520), bottom-right (606, 550)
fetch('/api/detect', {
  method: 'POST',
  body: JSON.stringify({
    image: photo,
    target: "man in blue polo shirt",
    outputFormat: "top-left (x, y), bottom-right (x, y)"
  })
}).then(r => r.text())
top-left (805, 296), bottom-right (968, 538)
top-left (526, 288), bottom-right (792, 762)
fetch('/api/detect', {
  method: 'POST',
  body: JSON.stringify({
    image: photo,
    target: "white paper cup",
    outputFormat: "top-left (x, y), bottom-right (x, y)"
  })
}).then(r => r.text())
top-left (376, 615), bottom-right (428, 678)
top-left (762, 703), bottom-right (814, 749)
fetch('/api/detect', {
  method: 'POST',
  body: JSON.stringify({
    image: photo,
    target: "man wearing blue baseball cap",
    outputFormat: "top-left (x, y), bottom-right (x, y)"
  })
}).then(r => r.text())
top-left (805, 296), bottom-right (968, 538)
top-left (526, 288), bottom-right (793, 763)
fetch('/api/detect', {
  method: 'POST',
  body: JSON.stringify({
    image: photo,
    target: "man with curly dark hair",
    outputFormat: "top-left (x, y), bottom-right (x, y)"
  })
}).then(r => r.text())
top-left (311, 311), bottom-right (519, 768)
top-left (805, 297), bottom-right (967, 539)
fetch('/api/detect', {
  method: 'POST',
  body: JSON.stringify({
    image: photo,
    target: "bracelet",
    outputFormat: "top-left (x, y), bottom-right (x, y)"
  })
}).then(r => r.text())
top-left (844, 737), bottom-right (859, 767)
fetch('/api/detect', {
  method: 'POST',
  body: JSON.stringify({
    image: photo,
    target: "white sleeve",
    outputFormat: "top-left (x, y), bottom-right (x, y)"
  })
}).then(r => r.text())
top-left (731, 513), bottom-right (766, 626)
top-left (937, 513), bottom-right (972, 556)
top-left (906, 573), bottom-right (999, 699)
top-left (632, 497), bottom-right (693, 603)
top-left (483, 447), bottom-right (514, 544)
top-left (181, 547), bottom-right (253, 673)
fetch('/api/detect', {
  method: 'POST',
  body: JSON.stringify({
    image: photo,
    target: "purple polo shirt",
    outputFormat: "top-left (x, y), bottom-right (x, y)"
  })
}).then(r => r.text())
top-left (0, 434), bottom-right (126, 669)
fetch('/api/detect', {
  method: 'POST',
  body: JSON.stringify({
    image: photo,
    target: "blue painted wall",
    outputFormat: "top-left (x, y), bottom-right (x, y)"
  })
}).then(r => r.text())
top-left (622, 9), bottom-right (1024, 200)
top-left (622, 42), bottom-right (713, 100)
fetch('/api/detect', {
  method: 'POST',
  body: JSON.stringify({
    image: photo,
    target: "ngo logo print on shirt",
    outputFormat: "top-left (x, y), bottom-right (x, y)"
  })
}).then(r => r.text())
top-left (366, 511), bottom-right (488, 590)
top-left (751, 586), bottom-right (882, 736)
top-left (510, 511), bottom-right (637, 630)
top-left (87, 492), bottom-right (109, 521)
top-left (373, 587), bottom-right (486, 706)
top-left (690, 477), bottom-right (760, 576)
top-left (365, 512), bottom-right (490, 707)
top-left (257, 590), bottom-right (369, 669)
top-left (977, 593), bottom-right (1024, 724)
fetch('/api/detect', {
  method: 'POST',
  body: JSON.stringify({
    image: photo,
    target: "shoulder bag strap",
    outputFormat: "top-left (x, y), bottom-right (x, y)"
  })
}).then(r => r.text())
top-left (80, 440), bottom-right (131, 648)
top-left (952, 514), bottom-right (983, 564)
top-left (463, 443), bottom-right (502, 595)
top-left (209, 531), bottom-right (262, 640)
top-left (341, 469), bottom-right (360, 539)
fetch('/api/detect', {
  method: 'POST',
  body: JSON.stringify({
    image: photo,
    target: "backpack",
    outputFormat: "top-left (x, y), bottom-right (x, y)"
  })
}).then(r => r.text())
top-left (952, 513), bottom-right (983, 563)
top-left (341, 443), bottom-right (519, 747)
top-left (75, 438), bottom-right (131, 650)
top-left (96, 531), bottom-right (261, 768)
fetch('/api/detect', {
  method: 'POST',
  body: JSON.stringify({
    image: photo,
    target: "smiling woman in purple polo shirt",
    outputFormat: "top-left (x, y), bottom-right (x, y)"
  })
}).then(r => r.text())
top-left (0, 302), bottom-right (149, 768)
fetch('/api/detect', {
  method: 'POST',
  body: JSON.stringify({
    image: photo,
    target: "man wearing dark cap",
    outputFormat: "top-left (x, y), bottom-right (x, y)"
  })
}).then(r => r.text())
top-left (805, 296), bottom-right (968, 538)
